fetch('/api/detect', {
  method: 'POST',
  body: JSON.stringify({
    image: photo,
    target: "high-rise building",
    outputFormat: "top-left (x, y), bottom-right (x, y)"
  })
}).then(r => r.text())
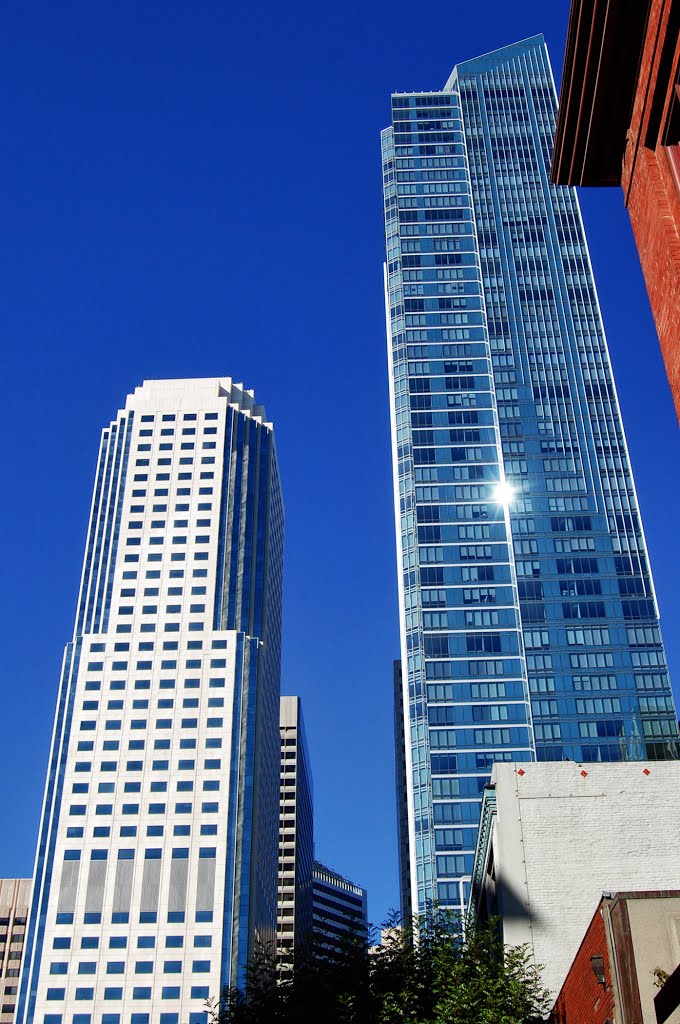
top-left (277, 696), bottom-right (314, 969)
top-left (382, 35), bottom-right (679, 922)
top-left (392, 662), bottom-right (411, 925)
top-left (0, 880), bottom-right (31, 1024)
top-left (17, 377), bottom-right (284, 1024)
top-left (312, 863), bottom-right (367, 958)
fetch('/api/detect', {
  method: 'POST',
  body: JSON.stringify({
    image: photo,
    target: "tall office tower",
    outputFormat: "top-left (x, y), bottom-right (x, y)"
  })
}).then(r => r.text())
top-left (381, 35), bottom-right (680, 922)
top-left (17, 378), bottom-right (284, 1024)
top-left (1, 880), bottom-right (31, 1024)
top-left (312, 864), bottom-right (367, 958)
top-left (276, 696), bottom-right (314, 969)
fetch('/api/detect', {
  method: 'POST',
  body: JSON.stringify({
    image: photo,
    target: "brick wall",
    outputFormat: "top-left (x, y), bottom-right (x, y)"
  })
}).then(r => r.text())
top-left (551, 906), bottom-right (615, 1024)
top-left (621, 0), bottom-right (680, 420)
top-left (626, 142), bottom-right (680, 423)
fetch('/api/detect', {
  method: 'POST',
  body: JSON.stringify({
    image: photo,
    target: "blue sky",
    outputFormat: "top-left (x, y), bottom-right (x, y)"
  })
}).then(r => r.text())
top-left (1, 0), bottom-right (678, 930)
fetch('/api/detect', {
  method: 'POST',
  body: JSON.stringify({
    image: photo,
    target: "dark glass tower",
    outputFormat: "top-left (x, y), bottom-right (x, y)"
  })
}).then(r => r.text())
top-left (382, 36), bottom-right (679, 921)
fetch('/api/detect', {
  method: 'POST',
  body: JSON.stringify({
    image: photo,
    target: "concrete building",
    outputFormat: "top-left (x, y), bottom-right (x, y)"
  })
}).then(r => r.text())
top-left (17, 378), bottom-right (284, 1024)
top-left (552, 0), bottom-right (680, 420)
top-left (551, 891), bottom-right (680, 1024)
top-left (657, 960), bottom-right (680, 1024)
top-left (312, 863), bottom-right (367, 958)
top-left (382, 34), bottom-right (679, 923)
top-left (0, 881), bottom-right (31, 1024)
top-left (277, 696), bottom-right (313, 969)
top-left (469, 761), bottom-right (680, 1002)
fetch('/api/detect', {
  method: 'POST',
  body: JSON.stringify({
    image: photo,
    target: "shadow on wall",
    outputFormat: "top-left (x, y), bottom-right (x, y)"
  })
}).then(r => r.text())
top-left (476, 869), bottom-right (542, 941)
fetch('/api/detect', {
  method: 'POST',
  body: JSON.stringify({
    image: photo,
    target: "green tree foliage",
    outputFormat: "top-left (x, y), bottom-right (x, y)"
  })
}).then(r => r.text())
top-left (207, 911), bottom-right (550, 1024)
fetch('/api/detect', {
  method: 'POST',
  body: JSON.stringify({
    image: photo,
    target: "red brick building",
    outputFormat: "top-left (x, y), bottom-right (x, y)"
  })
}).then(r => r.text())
top-left (551, 0), bottom-right (680, 421)
top-left (551, 891), bottom-right (680, 1024)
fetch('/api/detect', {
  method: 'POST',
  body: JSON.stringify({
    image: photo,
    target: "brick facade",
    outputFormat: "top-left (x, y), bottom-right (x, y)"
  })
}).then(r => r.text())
top-left (621, 0), bottom-right (680, 421)
top-left (550, 892), bottom-right (680, 1024)
top-left (551, 906), bottom-right (615, 1024)
top-left (552, 0), bottom-right (680, 421)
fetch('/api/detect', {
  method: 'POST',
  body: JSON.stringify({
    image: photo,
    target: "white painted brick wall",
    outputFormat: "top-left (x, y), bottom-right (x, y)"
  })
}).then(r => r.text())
top-left (490, 761), bottom-right (680, 1001)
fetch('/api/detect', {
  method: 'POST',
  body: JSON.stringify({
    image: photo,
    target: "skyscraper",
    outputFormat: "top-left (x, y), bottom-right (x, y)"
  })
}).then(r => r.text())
top-left (277, 696), bottom-right (314, 969)
top-left (17, 378), bottom-right (284, 1024)
top-left (382, 36), bottom-right (679, 922)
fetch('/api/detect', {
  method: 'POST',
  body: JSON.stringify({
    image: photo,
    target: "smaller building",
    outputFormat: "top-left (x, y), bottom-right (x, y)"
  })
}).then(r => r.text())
top-left (277, 696), bottom-right (314, 969)
top-left (469, 762), bottom-right (680, 1003)
top-left (656, 961), bottom-right (680, 1024)
top-left (0, 880), bottom-right (31, 1024)
top-left (551, 891), bottom-right (680, 1024)
top-left (312, 862), bottom-right (367, 958)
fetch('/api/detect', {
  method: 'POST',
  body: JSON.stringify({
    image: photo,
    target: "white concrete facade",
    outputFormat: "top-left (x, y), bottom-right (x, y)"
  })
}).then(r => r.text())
top-left (18, 379), bottom-right (283, 1024)
top-left (471, 761), bottom-right (680, 1001)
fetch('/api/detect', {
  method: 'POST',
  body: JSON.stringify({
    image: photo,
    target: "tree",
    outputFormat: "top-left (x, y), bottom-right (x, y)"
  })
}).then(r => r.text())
top-left (207, 911), bottom-right (550, 1024)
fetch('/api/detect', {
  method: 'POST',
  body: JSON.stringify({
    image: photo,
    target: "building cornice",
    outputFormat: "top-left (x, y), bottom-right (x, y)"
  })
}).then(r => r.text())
top-left (551, 0), bottom-right (652, 186)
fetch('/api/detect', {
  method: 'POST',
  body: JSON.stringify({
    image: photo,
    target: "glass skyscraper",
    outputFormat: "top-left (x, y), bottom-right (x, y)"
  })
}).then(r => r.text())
top-left (17, 378), bottom-right (284, 1024)
top-left (382, 36), bottom-right (679, 921)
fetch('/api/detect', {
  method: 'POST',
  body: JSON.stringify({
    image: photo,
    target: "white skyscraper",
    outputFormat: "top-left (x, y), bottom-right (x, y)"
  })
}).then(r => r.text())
top-left (17, 378), bottom-right (284, 1024)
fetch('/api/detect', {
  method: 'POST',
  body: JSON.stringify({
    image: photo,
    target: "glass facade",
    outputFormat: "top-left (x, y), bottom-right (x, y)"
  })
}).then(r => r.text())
top-left (382, 36), bottom-right (679, 921)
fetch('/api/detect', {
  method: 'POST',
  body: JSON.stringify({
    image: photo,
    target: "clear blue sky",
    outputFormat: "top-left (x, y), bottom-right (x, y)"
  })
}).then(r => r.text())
top-left (1, 1), bottom-right (678, 931)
